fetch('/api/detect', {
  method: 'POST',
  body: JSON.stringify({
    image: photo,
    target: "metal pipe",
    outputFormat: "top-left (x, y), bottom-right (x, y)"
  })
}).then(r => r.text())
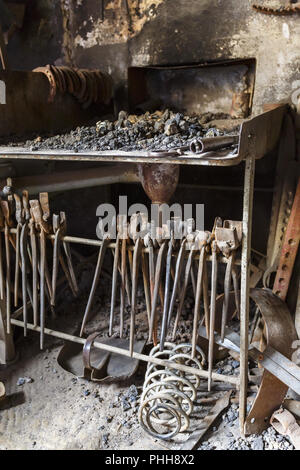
top-left (10, 318), bottom-right (239, 385)
top-left (190, 135), bottom-right (239, 153)
top-left (239, 152), bottom-right (255, 435)
top-left (5, 165), bottom-right (139, 194)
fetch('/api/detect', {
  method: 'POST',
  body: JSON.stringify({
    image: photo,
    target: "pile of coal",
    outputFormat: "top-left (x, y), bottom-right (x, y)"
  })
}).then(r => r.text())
top-left (6, 110), bottom-right (238, 153)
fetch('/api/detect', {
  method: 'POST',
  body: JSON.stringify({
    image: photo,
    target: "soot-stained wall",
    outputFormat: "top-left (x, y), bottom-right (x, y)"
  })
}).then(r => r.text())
top-left (6, 0), bottom-right (300, 114)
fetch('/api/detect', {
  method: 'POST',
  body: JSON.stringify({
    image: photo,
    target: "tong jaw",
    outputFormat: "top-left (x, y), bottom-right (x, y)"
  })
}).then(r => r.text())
top-left (215, 221), bottom-right (242, 257)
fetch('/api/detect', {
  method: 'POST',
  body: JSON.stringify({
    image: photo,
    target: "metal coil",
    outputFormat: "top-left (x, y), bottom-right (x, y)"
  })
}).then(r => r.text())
top-left (138, 342), bottom-right (206, 440)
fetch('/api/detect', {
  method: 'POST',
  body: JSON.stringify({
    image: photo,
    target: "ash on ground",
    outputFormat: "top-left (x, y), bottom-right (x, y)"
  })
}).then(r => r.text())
top-left (3, 110), bottom-right (240, 152)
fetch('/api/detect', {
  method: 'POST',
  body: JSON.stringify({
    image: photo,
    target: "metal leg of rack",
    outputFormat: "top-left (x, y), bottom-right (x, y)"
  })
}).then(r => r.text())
top-left (239, 152), bottom-right (255, 435)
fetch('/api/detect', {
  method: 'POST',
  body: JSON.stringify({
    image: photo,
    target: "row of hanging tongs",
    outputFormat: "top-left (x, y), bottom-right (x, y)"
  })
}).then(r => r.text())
top-left (0, 181), bottom-right (78, 349)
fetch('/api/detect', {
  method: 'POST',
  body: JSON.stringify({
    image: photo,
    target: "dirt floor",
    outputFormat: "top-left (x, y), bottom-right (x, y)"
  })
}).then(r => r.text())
top-left (0, 251), bottom-right (295, 450)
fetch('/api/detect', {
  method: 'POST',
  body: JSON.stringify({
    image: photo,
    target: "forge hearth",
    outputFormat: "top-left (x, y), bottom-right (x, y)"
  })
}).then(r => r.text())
top-left (0, 109), bottom-right (240, 153)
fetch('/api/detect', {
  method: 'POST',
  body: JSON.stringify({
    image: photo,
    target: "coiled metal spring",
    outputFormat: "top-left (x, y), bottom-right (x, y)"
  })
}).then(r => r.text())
top-left (138, 342), bottom-right (206, 440)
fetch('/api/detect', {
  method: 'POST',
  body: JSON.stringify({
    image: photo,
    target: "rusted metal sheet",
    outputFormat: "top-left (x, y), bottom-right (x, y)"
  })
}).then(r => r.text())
top-left (296, 285), bottom-right (300, 339)
top-left (270, 408), bottom-right (300, 450)
top-left (176, 391), bottom-right (232, 450)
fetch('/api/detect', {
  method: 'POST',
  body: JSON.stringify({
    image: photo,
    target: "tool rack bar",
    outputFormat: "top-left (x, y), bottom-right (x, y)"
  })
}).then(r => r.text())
top-left (239, 151), bottom-right (255, 435)
top-left (0, 148), bottom-right (242, 167)
top-left (6, 228), bottom-right (241, 265)
top-left (10, 318), bottom-right (239, 386)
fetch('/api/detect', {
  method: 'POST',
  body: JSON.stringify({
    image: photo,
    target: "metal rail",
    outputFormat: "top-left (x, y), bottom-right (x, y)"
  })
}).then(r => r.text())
top-left (10, 318), bottom-right (238, 385)
top-left (4, 164), bottom-right (139, 194)
top-left (0, 104), bottom-right (286, 438)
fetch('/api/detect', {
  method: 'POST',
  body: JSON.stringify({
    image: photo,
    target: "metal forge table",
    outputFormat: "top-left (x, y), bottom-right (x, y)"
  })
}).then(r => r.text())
top-left (0, 104), bottom-right (287, 436)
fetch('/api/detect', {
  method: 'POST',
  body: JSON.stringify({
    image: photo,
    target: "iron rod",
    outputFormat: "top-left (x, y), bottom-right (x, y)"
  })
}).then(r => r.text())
top-left (239, 152), bottom-right (255, 435)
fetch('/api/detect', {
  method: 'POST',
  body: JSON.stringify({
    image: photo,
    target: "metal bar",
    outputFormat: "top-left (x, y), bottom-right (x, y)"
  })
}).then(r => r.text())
top-left (109, 233), bottom-right (121, 336)
top-left (263, 345), bottom-right (300, 383)
top-left (39, 228), bottom-right (46, 348)
top-left (179, 392), bottom-right (231, 450)
top-left (6, 165), bottom-right (139, 195)
top-left (0, 148), bottom-right (243, 167)
top-left (2, 229), bottom-right (243, 264)
top-left (160, 235), bottom-right (173, 350)
top-left (199, 326), bottom-right (300, 395)
top-left (0, 105), bottom-right (287, 167)
top-left (208, 241), bottom-right (218, 391)
top-left (10, 318), bottom-right (239, 385)
top-left (239, 151), bottom-right (255, 435)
